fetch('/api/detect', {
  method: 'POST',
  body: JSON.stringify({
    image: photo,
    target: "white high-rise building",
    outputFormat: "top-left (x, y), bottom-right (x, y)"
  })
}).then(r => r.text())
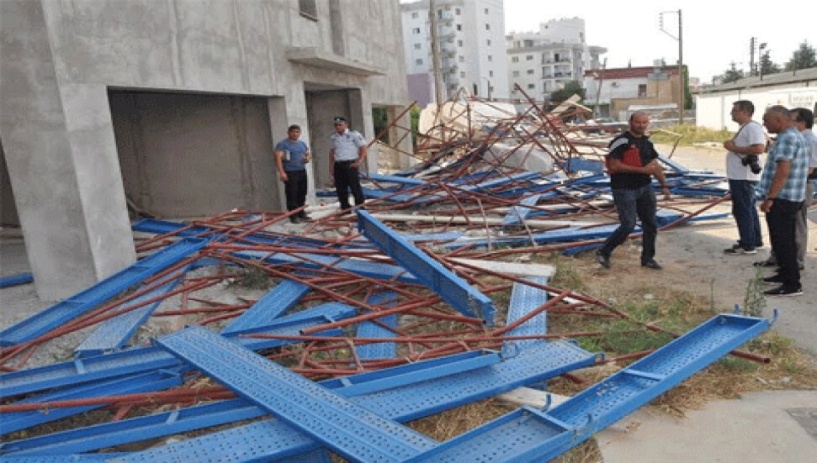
top-left (506, 18), bottom-right (606, 101)
top-left (401, 0), bottom-right (509, 106)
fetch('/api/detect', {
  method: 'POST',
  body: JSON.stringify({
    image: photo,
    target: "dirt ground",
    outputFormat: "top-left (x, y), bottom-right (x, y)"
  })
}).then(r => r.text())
top-left (632, 143), bottom-right (817, 357)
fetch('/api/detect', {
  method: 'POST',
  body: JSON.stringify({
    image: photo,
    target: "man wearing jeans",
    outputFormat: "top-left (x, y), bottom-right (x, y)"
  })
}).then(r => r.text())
top-left (596, 112), bottom-right (671, 270)
top-left (758, 105), bottom-right (808, 297)
top-left (723, 100), bottom-right (767, 255)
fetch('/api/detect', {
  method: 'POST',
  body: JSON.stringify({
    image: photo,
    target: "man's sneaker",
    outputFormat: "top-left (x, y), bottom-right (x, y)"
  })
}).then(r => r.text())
top-left (762, 274), bottom-right (785, 284)
top-left (753, 259), bottom-right (777, 267)
top-left (641, 259), bottom-right (663, 270)
top-left (723, 244), bottom-right (756, 255)
top-left (595, 250), bottom-right (611, 269)
top-left (764, 286), bottom-right (803, 297)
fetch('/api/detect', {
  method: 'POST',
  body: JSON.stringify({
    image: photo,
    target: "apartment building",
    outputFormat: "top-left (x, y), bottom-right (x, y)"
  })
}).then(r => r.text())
top-left (0, 0), bottom-right (409, 300)
top-left (506, 17), bottom-right (605, 101)
top-left (401, 0), bottom-right (509, 106)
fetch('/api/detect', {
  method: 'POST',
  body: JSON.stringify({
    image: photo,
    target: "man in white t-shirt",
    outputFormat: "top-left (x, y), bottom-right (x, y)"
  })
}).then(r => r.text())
top-left (723, 100), bottom-right (767, 255)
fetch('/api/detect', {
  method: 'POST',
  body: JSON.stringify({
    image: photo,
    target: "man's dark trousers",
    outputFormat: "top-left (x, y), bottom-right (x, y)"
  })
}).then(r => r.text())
top-left (334, 161), bottom-right (365, 210)
top-left (284, 170), bottom-right (308, 213)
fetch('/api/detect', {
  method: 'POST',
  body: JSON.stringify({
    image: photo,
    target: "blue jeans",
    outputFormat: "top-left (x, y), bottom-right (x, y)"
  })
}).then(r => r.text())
top-left (728, 179), bottom-right (762, 249)
top-left (600, 184), bottom-right (658, 263)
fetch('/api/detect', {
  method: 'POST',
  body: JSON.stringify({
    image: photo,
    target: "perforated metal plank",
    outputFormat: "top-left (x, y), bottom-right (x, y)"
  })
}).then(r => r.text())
top-left (404, 407), bottom-right (573, 463)
top-left (155, 326), bottom-right (436, 463)
top-left (502, 194), bottom-right (541, 226)
top-left (232, 250), bottom-right (419, 284)
top-left (0, 304), bottom-right (356, 398)
top-left (462, 171), bottom-right (540, 192)
top-left (75, 274), bottom-right (188, 358)
top-left (503, 276), bottom-right (549, 354)
top-left (0, 238), bottom-right (208, 347)
top-left (0, 370), bottom-right (182, 436)
top-left (406, 312), bottom-right (772, 463)
top-left (221, 279), bottom-right (310, 335)
top-left (0, 455), bottom-right (122, 462)
top-left (442, 224), bottom-right (623, 251)
top-left (1, 350), bottom-right (500, 456)
top-left (108, 341), bottom-right (594, 463)
top-left (357, 210), bottom-right (496, 324)
top-left (364, 173), bottom-right (428, 186)
top-left (356, 315), bottom-right (398, 360)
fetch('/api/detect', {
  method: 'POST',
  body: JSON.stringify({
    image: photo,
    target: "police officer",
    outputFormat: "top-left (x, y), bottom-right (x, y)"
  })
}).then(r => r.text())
top-left (329, 116), bottom-right (367, 212)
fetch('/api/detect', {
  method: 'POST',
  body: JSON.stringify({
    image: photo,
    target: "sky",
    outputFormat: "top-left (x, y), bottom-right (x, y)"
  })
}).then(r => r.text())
top-left (503, 0), bottom-right (814, 83)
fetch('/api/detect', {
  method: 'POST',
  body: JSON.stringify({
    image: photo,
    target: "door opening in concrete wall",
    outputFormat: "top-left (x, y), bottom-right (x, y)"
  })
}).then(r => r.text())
top-left (108, 90), bottom-right (279, 219)
top-left (0, 138), bottom-right (21, 227)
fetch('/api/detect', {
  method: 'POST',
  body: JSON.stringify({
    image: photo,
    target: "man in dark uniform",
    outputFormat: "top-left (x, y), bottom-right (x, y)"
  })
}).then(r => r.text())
top-left (329, 116), bottom-right (367, 212)
top-left (596, 112), bottom-right (671, 270)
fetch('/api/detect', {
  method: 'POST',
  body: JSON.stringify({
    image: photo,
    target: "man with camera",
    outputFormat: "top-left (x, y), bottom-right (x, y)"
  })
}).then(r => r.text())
top-left (723, 100), bottom-right (767, 255)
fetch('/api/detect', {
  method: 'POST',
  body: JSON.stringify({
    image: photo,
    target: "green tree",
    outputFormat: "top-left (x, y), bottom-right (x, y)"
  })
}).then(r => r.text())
top-left (759, 51), bottom-right (781, 76)
top-left (372, 107), bottom-right (389, 143)
top-left (720, 62), bottom-right (744, 84)
top-left (785, 40), bottom-right (817, 71)
top-left (550, 80), bottom-right (586, 104)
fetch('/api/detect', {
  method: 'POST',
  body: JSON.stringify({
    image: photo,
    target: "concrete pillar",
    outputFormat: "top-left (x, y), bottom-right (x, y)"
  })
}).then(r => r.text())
top-left (0, 0), bottom-right (135, 300)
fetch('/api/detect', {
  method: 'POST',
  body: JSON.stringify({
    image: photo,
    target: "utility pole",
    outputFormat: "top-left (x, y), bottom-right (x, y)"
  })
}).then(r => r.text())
top-left (594, 58), bottom-right (607, 119)
top-left (750, 37), bottom-right (756, 76)
top-left (428, 0), bottom-right (444, 106)
top-left (659, 10), bottom-right (684, 123)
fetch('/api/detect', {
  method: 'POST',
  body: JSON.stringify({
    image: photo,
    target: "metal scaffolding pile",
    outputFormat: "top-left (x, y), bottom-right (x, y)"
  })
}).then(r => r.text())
top-left (0, 95), bottom-right (769, 463)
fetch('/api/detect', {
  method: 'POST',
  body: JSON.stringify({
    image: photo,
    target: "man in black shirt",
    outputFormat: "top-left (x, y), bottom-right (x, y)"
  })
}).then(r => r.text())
top-left (596, 112), bottom-right (671, 270)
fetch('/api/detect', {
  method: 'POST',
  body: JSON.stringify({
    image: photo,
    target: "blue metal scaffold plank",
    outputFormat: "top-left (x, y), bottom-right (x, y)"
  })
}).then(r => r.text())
top-left (155, 326), bottom-right (437, 463)
top-left (0, 272), bottom-right (33, 288)
top-left (0, 238), bottom-right (209, 347)
top-left (403, 312), bottom-right (772, 462)
top-left (232, 250), bottom-right (419, 284)
top-left (0, 303), bottom-right (356, 398)
top-left (75, 272), bottom-right (188, 358)
top-left (354, 291), bottom-right (399, 360)
top-left (356, 314), bottom-right (398, 360)
top-left (0, 350), bottom-right (502, 456)
top-left (220, 279), bottom-right (310, 335)
top-left (503, 276), bottom-right (548, 354)
top-left (357, 210), bottom-right (496, 324)
top-left (502, 194), bottom-right (541, 226)
top-left (0, 370), bottom-right (182, 435)
top-left (43, 340), bottom-right (592, 462)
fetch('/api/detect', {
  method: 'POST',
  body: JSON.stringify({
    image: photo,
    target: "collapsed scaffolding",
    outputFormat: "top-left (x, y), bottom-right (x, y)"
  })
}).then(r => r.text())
top-left (0, 91), bottom-right (770, 463)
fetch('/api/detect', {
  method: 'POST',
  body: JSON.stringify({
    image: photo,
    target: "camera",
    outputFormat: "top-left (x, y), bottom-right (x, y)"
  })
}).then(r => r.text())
top-left (741, 154), bottom-right (762, 174)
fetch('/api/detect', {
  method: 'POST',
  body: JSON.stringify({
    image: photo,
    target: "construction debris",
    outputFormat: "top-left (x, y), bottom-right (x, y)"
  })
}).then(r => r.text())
top-left (1, 93), bottom-right (768, 463)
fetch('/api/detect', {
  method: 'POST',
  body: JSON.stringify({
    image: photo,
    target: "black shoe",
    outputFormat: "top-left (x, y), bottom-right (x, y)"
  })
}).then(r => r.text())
top-left (764, 286), bottom-right (803, 297)
top-left (641, 259), bottom-right (663, 270)
top-left (289, 217), bottom-right (301, 224)
top-left (753, 260), bottom-right (777, 268)
top-left (298, 213), bottom-right (313, 222)
top-left (762, 274), bottom-right (784, 284)
top-left (723, 244), bottom-right (757, 255)
top-left (595, 250), bottom-right (611, 269)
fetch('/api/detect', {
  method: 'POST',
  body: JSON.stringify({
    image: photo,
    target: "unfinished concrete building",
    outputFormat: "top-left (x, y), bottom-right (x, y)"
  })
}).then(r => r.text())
top-left (0, 0), bottom-right (411, 300)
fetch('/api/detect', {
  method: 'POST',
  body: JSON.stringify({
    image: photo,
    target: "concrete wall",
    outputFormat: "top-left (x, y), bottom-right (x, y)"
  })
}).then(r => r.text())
top-left (697, 86), bottom-right (817, 131)
top-left (0, 0), bottom-right (410, 299)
